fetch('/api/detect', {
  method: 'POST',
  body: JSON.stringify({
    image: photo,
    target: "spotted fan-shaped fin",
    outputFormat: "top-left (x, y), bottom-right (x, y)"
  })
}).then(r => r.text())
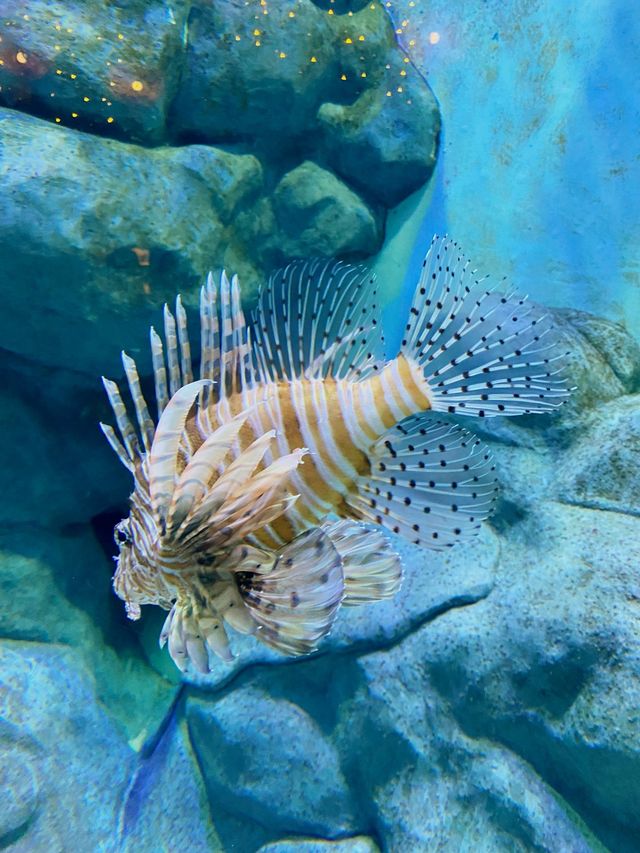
top-left (348, 417), bottom-right (498, 550)
top-left (235, 528), bottom-right (345, 655)
top-left (250, 258), bottom-right (384, 382)
top-left (402, 236), bottom-right (571, 417)
top-left (321, 519), bottom-right (403, 605)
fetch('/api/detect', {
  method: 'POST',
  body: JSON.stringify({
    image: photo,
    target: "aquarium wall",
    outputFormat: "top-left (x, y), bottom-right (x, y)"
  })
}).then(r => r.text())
top-left (1, 1), bottom-right (639, 852)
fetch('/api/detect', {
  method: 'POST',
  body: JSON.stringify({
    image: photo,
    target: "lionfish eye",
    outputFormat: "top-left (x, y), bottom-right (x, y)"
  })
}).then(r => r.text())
top-left (114, 522), bottom-right (131, 547)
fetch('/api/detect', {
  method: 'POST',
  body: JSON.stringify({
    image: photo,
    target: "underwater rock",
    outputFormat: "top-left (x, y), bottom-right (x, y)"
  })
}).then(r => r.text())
top-left (273, 161), bottom-right (382, 257)
top-left (0, 107), bottom-right (392, 379)
top-left (557, 394), bottom-right (640, 515)
top-left (318, 78), bottom-right (440, 208)
top-left (258, 839), bottom-right (379, 853)
top-left (172, 0), bottom-right (439, 208)
top-left (418, 502), bottom-right (640, 853)
top-left (0, 108), bottom-right (263, 377)
top-left (0, 350), bottom-right (129, 528)
top-left (187, 687), bottom-right (358, 851)
top-left (0, 642), bottom-right (135, 850)
top-left (0, 0), bottom-right (189, 144)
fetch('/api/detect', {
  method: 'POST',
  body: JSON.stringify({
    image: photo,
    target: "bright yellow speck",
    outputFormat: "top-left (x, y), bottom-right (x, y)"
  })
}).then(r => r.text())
top-left (109, 81), bottom-right (116, 86)
top-left (409, 1), bottom-right (415, 6)
top-left (310, 55), bottom-right (317, 63)
top-left (260, 0), bottom-right (266, 5)
top-left (83, 96), bottom-right (90, 102)
top-left (328, 8), bottom-right (334, 13)
top-left (117, 33), bottom-right (124, 40)
top-left (409, 39), bottom-right (416, 46)
top-left (358, 35), bottom-right (365, 41)
top-left (235, 34), bottom-right (241, 41)
top-left (429, 31), bottom-right (440, 44)
top-left (397, 86), bottom-right (403, 92)
top-left (400, 68), bottom-right (407, 76)
top-left (386, 90), bottom-right (392, 97)
top-left (396, 28), bottom-right (403, 35)
top-left (279, 51), bottom-right (286, 58)
top-left (288, 10), bottom-right (295, 17)
top-left (344, 37), bottom-right (353, 44)
top-left (15, 50), bottom-right (27, 64)
top-left (107, 116), bottom-right (114, 123)
top-left (360, 71), bottom-right (367, 78)
top-left (23, 14), bottom-right (29, 20)
top-left (402, 20), bottom-right (409, 27)
top-left (131, 79), bottom-right (144, 92)
top-left (55, 23), bottom-right (61, 30)
top-left (70, 72), bottom-right (77, 79)
top-left (55, 117), bottom-right (61, 122)
top-left (54, 44), bottom-right (61, 51)
top-left (403, 56), bottom-right (410, 63)
top-left (253, 28), bottom-right (260, 35)
top-left (255, 39), bottom-right (261, 46)
top-left (341, 73), bottom-right (347, 80)
top-left (71, 112), bottom-right (78, 118)
top-left (55, 68), bottom-right (62, 75)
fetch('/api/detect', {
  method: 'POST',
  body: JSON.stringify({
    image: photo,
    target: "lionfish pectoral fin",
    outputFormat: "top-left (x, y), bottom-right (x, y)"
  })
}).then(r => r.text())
top-left (347, 416), bottom-right (499, 551)
top-left (234, 528), bottom-right (345, 656)
top-left (320, 519), bottom-right (403, 606)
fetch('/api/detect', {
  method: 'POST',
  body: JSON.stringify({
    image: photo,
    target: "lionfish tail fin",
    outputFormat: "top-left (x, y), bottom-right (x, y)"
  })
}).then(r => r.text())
top-left (401, 235), bottom-right (572, 418)
top-left (321, 519), bottom-right (403, 605)
top-left (233, 528), bottom-right (345, 655)
top-left (347, 416), bottom-right (498, 551)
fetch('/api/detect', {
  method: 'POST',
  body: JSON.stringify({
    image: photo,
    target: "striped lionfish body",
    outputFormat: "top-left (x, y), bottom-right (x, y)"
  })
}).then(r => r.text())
top-left (102, 237), bottom-right (570, 672)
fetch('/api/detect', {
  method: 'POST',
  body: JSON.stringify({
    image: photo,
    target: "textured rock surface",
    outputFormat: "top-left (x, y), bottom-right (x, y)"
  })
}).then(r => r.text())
top-left (0, 0), bottom-right (440, 381)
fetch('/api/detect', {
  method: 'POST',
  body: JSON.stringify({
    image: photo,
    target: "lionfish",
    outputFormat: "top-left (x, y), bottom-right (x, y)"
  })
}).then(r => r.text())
top-left (101, 236), bottom-right (569, 673)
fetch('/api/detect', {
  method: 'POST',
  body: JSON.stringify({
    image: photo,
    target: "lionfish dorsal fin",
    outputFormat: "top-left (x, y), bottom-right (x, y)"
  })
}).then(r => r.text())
top-left (168, 409), bottom-right (250, 532)
top-left (148, 379), bottom-right (212, 528)
top-left (250, 258), bottom-right (384, 382)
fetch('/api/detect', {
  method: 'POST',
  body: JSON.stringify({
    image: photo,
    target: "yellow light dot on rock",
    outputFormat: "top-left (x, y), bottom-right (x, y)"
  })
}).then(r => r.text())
top-left (403, 56), bottom-right (410, 63)
top-left (397, 86), bottom-right (403, 92)
top-left (235, 34), bottom-right (241, 41)
top-left (400, 68), bottom-right (406, 76)
top-left (55, 117), bottom-right (61, 122)
top-left (131, 79), bottom-right (144, 91)
top-left (279, 51), bottom-right (286, 58)
top-left (55, 24), bottom-right (61, 30)
top-left (55, 45), bottom-right (60, 50)
top-left (386, 90), bottom-right (392, 97)
top-left (107, 116), bottom-right (114, 123)
top-left (71, 112), bottom-right (78, 117)
top-left (55, 69), bottom-right (62, 75)
top-left (358, 35), bottom-right (365, 41)
top-left (429, 31), bottom-right (440, 44)
top-left (15, 50), bottom-right (27, 63)
top-left (70, 73), bottom-right (77, 79)
top-left (328, 8), bottom-right (334, 13)
top-left (83, 96), bottom-right (90, 101)
top-left (253, 28), bottom-right (260, 35)
top-left (117, 33), bottom-right (124, 40)
top-left (255, 40), bottom-right (261, 46)
top-left (344, 37), bottom-right (352, 44)
top-left (23, 13), bottom-right (29, 19)
top-left (360, 71), bottom-right (366, 78)
top-left (409, 39), bottom-right (416, 46)
top-left (109, 81), bottom-right (115, 86)
top-left (402, 19), bottom-right (409, 27)
top-left (288, 10), bottom-right (295, 17)
top-left (341, 73), bottom-right (347, 80)
top-left (310, 56), bottom-right (317, 63)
